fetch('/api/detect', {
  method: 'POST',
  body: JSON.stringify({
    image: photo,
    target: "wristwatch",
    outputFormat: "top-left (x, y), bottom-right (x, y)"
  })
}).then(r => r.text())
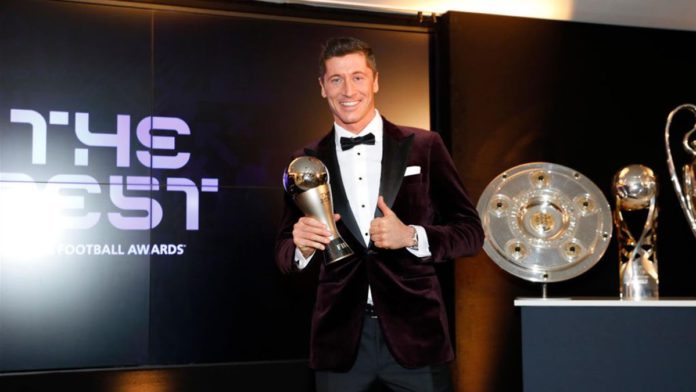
top-left (408, 225), bottom-right (419, 251)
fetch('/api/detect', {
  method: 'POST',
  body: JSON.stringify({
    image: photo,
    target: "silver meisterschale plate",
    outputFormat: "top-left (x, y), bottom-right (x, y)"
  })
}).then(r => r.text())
top-left (476, 162), bottom-right (612, 282)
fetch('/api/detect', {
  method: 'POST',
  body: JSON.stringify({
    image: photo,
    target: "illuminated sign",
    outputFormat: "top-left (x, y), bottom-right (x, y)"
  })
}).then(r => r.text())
top-left (1, 109), bottom-right (220, 257)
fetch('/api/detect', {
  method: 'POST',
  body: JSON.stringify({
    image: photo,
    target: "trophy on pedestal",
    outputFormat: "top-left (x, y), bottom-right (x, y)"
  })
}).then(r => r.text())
top-left (476, 162), bottom-right (613, 297)
top-left (613, 165), bottom-right (659, 300)
top-left (665, 104), bottom-right (696, 239)
top-left (283, 156), bottom-right (353, 264)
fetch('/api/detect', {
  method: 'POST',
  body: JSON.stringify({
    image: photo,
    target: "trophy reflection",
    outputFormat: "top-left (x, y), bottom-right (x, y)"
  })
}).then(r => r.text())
top-left (283, 156), bottom-right (353, 264)
top-left (665, 104), bottom-right (696, 237)
top-left (613, 165), bottom-right (659, 300)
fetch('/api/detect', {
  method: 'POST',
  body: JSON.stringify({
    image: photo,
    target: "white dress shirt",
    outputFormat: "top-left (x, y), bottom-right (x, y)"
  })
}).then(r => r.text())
top-left (334, 111), bottom-right (383, 249)
top-left (294, 110), bottom-right (431, 303)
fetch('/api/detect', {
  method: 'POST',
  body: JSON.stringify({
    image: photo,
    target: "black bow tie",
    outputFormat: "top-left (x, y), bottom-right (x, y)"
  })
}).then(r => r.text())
top-left (340, 133), bottom-right (376, 151)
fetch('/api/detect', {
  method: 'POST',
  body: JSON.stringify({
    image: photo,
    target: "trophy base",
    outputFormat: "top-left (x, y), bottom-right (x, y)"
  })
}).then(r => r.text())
top-left (621, 281), bottom-right (659, 301)
top-left (325, 237), bottom-right (353, 264)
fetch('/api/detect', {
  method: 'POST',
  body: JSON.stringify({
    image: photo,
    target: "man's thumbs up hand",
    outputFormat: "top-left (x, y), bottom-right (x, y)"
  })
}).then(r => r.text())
top-left (370, 196), bottom-right (415, 250)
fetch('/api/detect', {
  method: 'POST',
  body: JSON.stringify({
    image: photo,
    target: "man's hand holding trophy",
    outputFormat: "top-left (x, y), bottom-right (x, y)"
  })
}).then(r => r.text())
top-left (283, 156), bottom-right (353, 264)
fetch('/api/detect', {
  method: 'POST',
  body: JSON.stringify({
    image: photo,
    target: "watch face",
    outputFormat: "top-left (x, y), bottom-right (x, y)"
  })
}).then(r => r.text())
top-left (477, 162), bottom-right (612, 283)
top-left (408, 226), bottom-right (419, 250)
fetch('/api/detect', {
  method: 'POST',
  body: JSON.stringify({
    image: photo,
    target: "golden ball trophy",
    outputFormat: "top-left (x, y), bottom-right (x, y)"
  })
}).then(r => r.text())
top-left (283, 156), bottom-right (353, 264)
top-left (613, 165), bottom-right (659, 300)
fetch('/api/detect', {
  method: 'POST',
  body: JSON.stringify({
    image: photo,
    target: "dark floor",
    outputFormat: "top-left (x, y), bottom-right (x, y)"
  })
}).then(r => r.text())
top-left (0, 360), bottom-right (315, 392)
top-left (0, 361), bottom-right (399, 391)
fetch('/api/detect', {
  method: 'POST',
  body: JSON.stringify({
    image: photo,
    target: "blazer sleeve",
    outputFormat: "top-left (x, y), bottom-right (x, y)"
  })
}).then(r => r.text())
top-left (420, 132), bottom-right (484, 262)
top-left (275, 188), bottom-right (303, 274)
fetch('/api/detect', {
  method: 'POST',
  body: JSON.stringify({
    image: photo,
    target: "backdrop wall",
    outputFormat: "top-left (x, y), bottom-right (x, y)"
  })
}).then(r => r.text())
top-left (443, 10), bottom-right (696, 391)
top-left (0, 0), bottom-right (431, 373)
top-left (6, 2), bottom-right (696, 391)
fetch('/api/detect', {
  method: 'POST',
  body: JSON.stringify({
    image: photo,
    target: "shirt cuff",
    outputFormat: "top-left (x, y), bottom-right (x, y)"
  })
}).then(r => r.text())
top-left (294, 247), bottom-right (315, 270)
top-left (407, 225), bottom-right (431, 258)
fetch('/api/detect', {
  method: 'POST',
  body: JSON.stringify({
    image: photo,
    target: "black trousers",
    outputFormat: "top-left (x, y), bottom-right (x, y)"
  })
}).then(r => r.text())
top-left (315, 315), bottom-right (454, 392)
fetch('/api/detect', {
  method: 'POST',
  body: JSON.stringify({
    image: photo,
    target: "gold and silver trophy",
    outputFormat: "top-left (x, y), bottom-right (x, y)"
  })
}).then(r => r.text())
top-left (613, 165), bottom-right (659, 300)
top-left (665, 104), bottom-right (696, 238)
top-left (476, 162), bottom-right (613, 297)
top-left (283, 156), bottom-right (353, 264)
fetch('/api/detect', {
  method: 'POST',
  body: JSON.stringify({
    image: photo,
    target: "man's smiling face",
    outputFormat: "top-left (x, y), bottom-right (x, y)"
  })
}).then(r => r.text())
top-left (319, 52), bottom-right (379, 134)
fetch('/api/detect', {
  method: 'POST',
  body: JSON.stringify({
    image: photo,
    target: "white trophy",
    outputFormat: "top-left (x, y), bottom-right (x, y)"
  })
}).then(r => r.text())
top-left (665, 104), bottom-right (696, 238)
top-left (476, 162), bottom-right (613, 297)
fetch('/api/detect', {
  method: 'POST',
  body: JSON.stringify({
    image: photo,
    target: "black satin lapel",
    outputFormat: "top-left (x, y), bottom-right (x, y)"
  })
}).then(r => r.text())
top-left (376, 132), bottom-right (414, 217)
top-left (311, 135), bottom-right (365, 248)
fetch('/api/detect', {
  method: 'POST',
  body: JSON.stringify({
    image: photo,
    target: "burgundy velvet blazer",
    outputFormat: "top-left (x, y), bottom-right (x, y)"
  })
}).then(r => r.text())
top-left (275, 117), bottom-right (484, 370)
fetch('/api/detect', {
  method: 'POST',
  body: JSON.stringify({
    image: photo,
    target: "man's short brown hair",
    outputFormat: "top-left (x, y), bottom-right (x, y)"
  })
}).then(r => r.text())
top-left (318, 37), bottom-right (377, 78)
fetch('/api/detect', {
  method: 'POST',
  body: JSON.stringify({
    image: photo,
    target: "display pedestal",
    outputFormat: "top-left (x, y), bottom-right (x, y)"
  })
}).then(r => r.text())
top-left (515, 298), bottom-right (696, 392)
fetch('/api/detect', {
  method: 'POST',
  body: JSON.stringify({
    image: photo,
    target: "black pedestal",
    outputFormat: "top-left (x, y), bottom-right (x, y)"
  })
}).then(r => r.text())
top-left (517, 298), bottom-right (696, 392)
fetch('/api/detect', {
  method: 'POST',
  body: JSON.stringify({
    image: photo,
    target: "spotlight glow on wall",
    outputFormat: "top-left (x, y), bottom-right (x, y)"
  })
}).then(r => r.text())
top-left (288, 0), bottom-right (575, 20)
top-left (442, 0), bottom-right (574, 20)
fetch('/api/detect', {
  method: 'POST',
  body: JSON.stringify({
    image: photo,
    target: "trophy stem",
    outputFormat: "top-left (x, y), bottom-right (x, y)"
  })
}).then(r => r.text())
top-left (325, 237), bottom-right (353, 264)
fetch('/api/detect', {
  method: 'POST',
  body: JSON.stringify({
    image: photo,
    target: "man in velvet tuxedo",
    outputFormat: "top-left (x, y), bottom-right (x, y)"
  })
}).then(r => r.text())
top-left (275, 37), bottom-right (483, 391)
